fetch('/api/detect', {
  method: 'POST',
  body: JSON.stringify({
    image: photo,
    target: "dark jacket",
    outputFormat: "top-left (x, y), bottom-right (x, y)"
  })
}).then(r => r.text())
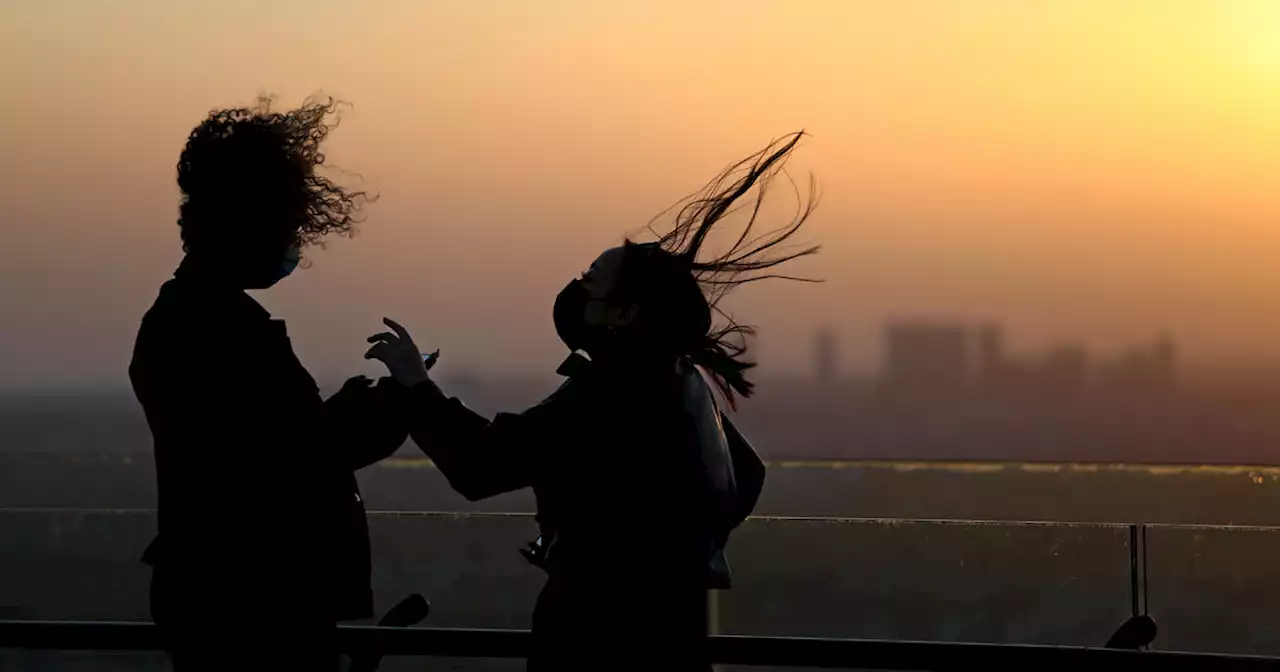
top-left (129, 260), bottom-right (407, 625)
top-left (400, 353), bottom-right (765, 670)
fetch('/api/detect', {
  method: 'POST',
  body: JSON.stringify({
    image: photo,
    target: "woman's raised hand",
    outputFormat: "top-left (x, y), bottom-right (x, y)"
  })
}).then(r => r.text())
top-left (365, 317), bottom-right (434, 387)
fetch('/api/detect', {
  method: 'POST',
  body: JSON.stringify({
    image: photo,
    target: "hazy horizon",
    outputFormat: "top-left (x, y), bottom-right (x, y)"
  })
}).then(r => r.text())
top-left (5, 1), bottom-right (1280, 387)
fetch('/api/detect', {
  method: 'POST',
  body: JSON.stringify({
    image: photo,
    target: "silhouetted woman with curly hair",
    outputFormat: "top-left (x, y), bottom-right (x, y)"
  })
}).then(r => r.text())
top-left (130, 97), bottom-right (405, 671)
top-left (367, 132), bottom-right (820, 671)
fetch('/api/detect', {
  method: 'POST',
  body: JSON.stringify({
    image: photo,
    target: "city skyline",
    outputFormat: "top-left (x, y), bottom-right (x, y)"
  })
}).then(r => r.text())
top-left (6, 1), bottom-right (1280, 386)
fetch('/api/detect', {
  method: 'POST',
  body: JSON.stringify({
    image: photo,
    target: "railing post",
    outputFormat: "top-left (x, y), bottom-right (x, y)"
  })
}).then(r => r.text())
top-left (708, 589), bottom-right (722, 671)
top-left (1113, 524), bottom-right (1156, 651)
top-left (1128, 524), bottom-right (1145, 619)
top-left (1128, 523), bottom-right (1150, 619)
top-left (1141, 524), bottom-right (1150, 617)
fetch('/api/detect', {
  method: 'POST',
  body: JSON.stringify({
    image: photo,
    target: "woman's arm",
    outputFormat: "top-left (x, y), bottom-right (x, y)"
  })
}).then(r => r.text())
top-left (363, 316), bottom-right (572, 501)
top-left (398, 380), bottom-right (570, 501)
top-left (321, 375), bottom-right (411, 471)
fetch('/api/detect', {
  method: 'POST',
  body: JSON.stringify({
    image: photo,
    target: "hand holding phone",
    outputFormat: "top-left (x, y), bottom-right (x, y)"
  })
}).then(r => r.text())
top-left (366, 318), bottom-right (435, 387)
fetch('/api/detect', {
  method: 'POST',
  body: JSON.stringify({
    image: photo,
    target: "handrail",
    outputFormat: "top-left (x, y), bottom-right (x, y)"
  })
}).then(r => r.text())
top-left (8, 512), bottom-right (1280, 667)
top-left (14, 507), bottom-right (1280, 531)
top-left (13, 507), bottom-right (1280, 532)
top-left (1, 621), bottom-right (1278, 670)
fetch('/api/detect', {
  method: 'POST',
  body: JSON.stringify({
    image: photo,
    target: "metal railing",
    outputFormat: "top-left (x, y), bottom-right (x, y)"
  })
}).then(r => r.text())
top-left (698, 634), bottom-right (1280, 670)
top-left (2, 620), bottom-right (1280, 670)
top-left (8, 510), bottom-right (1280, 666)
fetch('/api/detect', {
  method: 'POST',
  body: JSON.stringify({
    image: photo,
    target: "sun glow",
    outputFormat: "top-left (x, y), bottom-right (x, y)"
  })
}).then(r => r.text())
top-left (1221, 1), bottom-right (1280, 74)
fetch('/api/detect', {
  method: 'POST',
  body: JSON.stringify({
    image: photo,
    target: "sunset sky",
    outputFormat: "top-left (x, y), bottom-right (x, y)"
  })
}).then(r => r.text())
top-left (3, 0), bottom-right (1280, 387)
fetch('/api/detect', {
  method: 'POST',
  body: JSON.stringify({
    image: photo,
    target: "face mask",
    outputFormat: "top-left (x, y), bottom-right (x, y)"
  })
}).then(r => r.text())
top-left (269, 244), bottom-right (301, 285)
top-left (553, 279), bottom-right (591, 352)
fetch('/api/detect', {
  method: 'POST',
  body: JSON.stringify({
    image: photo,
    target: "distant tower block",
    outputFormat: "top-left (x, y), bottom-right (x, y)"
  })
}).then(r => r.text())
top-left (883, 323), bottom-right (971, 392)
top-left (814, 327), bottom-right (839, 382)
top-left (1099, 333), bottom-right (1178, 392)
top-left (1154, 332), bottom-right (1177, 386)
top-left (976, 323), bottom-right (1004, 383)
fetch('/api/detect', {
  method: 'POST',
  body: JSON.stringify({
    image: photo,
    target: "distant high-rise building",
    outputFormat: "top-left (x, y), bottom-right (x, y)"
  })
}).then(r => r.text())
top-left (883, 323), bottom-right (971, 392)
top-left (1154, 332), bottom-right (1177, 380)
top-left (1039, 344), bottom-right (1090, 392)
top-left (1099, 333), bottom-right (1178, 392)
top-left (813, 327), bottom-right (839, 382)
top-left (976, 323), bottom-right (1004, 384)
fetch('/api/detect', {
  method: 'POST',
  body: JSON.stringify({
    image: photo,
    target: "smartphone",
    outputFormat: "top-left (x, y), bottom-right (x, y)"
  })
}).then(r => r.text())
top-left (423, 349), bottom-right (441, 371)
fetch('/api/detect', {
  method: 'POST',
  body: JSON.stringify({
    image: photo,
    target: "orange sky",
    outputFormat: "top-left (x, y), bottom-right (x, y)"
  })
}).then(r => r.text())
top-left (3, 0), bottom-right (1280, 386)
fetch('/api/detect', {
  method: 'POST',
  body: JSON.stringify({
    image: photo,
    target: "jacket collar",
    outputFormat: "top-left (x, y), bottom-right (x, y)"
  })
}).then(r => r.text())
top-left (170, 256), bottom-right (273, 323)
top-left (555, 352), bottom-right (593, 379)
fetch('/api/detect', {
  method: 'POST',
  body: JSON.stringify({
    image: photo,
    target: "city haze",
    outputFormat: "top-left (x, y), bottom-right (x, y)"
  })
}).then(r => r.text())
top-left (12, 5), bottom-right (1280, 662)
top-left (4, 0), bottom-right (1280, 386)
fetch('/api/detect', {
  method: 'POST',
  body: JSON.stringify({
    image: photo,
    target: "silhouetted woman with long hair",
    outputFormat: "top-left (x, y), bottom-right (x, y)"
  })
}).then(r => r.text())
top-left (368, 132), bottom-right (819, 671)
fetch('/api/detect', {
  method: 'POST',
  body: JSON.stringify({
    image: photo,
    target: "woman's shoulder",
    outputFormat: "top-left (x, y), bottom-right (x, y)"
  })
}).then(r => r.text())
top-left (676, 358), bottom-right (726, 414)
top-left (522, 355), bottom-right (595, 418)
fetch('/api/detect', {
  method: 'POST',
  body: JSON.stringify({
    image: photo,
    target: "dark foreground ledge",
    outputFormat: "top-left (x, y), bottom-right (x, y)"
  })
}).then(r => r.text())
top-left (1, 620), bottom-right (1278, 671)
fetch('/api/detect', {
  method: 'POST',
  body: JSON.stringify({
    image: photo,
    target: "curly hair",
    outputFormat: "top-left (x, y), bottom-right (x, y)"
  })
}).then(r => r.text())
top-left (621, 131), bottom-right (821, 406)
top-left (175, 95), bottom-right (371, 255)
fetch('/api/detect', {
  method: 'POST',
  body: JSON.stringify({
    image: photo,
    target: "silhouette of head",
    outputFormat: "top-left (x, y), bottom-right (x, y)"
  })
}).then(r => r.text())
top-left (553, 132), bottom-right (820, 405)
top-left (175, 96), bottom-right (369, 289)
top-left (554, 243), bottom-right (710, 359)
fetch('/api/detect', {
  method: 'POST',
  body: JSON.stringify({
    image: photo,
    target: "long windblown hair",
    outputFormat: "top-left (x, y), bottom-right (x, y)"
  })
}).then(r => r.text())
top-left (176, 95), bottom-right (371, 256)
top-left (632, 131), bottom-right (821, 406)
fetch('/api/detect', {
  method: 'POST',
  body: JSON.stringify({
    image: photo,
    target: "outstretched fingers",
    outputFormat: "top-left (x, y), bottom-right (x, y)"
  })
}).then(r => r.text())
top-left (383, 317), bottom-right (413, 343)
top-left (364, 342), bottom-right (390, 362)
